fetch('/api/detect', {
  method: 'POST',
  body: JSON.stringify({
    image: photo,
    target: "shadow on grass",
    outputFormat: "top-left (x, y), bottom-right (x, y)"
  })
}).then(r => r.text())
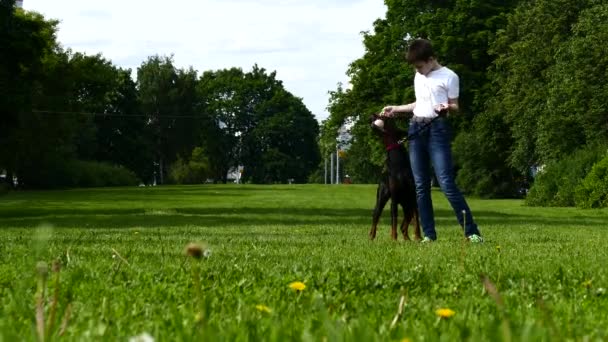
top-left (5, 184), bottom-right (299, 197)
top-left (0, 207), bottom-right (605, 229)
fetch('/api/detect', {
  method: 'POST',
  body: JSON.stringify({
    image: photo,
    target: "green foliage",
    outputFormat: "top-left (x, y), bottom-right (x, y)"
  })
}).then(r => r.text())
top-left (0, 8), bottom-right (65, 187)
top-left (487, 0), bottom-right (599, 173)
top-left (525, 146), bottom-right (606, 207)
top-left (575, 154), bottom-right (608, 209)
top-left (7, 0), bottom-right (608, 197)
top-left (0, 185), bottom-right (607, 340)
top-left (322, 0), bottom-right (519, 186)
top-left (18, 159), bottom-right (138, 188)
top-left (200, 66), bottom-right (320, 184)
top-left (2, 6), bottom-right (320, 188)
top-left (137, 55), bottom-right (202, 184)
top-left (62, 160), bottom-right (140, 188)
top-left (453, 108), bottom-right (522, 198)
top-left (0, 182), bottom-right (10, 195)
top-left (541, 3), bottom-right (608, 161)
top-left (66, 53), bottom-right (153, 182)
top-left (169, 147), bottom-right (210, 185)
top-left (197, 67), bottom-right (246, 182)
top-left (452, 0), bottom-right (608, 201)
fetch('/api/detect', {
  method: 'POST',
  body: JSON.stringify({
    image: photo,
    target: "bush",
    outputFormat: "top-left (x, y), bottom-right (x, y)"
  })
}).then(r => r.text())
top-left (307, 167), bottom-right (324, 184)
top-left (525, 146), bottom-right (606, 207)
top-left (64, 160), bottom-right (140, 187)
top-left (575, 154), bottom-right (608, 208)
top-left (169, 147), bottom-right (210, 184)
top-left (16, 159), bottom-right (139, 189)
top-left (0, 182), bottom-right (10, 195)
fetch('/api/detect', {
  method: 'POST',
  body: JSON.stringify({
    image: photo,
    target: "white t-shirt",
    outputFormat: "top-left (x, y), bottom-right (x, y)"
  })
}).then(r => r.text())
top-left (412, 66), bottom-right (459, 118)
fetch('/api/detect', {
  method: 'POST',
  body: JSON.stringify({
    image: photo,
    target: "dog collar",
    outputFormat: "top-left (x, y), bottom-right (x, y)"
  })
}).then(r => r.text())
top-left (386, 143), bottom-right (401, 151)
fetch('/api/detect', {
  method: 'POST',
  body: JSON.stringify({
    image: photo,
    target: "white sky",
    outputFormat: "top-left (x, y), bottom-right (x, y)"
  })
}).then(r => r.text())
top-left (24, 0), bottom-right (386, 121)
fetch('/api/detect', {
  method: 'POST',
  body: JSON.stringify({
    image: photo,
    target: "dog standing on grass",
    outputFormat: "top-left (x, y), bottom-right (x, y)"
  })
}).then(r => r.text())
top-left (369, 114), bottom-right (421, 241)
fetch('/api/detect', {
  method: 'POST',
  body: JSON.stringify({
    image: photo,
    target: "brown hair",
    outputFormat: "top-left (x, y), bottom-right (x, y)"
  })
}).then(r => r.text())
top-left (406, 39), bottom-right (435, 64)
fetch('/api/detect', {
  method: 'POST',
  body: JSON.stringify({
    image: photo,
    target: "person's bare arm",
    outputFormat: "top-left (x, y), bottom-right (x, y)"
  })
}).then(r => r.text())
top-left (381, 102), bottom-right (416, 117)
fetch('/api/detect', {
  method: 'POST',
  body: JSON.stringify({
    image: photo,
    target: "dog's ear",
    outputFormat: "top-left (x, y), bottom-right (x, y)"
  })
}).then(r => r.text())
top-left (369, 114), bottom-right (379, 131)
top-left (368, 113), bottom-right (378, 125)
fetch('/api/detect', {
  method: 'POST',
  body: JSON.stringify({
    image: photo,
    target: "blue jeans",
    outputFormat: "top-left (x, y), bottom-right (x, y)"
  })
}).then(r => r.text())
top-left (408, 117), bottom-right (480, 240)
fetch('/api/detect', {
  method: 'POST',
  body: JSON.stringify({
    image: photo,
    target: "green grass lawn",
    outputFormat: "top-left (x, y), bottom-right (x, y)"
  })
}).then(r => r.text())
top-left (1, 184), bottom-right (607, 341)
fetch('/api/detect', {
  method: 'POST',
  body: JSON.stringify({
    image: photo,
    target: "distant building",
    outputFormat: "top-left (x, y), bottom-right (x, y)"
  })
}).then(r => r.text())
top-left (15, 0), bottom-right (23, 8)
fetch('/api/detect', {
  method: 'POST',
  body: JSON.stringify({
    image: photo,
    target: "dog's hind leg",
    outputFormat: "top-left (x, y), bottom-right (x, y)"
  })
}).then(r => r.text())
top-left (400, 205), bottom-right (411, 241)
top-left (370, 182), bottom-right (390, 240)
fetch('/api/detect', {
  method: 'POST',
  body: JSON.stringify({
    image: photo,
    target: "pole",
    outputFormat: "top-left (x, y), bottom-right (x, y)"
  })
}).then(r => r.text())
top-left (324, 156), bottom-right (328, 184)
top-left (336, 148), bottom-right (340, 184)
top-left (330, 153), bottom-right (334, 185)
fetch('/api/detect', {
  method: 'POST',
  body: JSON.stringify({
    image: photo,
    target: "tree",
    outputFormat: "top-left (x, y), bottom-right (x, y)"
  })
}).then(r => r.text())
top-left (198, 66), bottom-right (319, 184)
top-left (322, 0), bottom-right (518, 186)
top-left (137, 55), bottom-right (202, 184)
top-left (0, 6), bottom-right (81, 188)
top-left (57, 53), bottom-right (151, 182)
top-left (197, 67), bottom-right (247, 183)
top-left (541, 3), bottom-right (608, 160)
top-left (486, 0), bottom-right (594, 173)
top-left (243, 86), bottom-right (320, 183)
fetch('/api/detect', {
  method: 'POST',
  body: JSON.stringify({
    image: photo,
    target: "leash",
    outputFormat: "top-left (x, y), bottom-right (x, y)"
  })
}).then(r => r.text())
top-left (397, 115), bottom-right (440, 144)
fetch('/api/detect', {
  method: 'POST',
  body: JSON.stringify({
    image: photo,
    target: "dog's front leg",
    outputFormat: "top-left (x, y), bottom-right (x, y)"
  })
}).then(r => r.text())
top-left (370, 182), bottom-right (389, 240)
top-left (390, 198), bottom-right (399, 241)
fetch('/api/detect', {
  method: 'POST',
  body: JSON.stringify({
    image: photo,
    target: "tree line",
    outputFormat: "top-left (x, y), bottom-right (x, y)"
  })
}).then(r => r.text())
top-left (321, 0), bottom-right (608, 207)
top-left (0, 0), bottom-right (320, 189)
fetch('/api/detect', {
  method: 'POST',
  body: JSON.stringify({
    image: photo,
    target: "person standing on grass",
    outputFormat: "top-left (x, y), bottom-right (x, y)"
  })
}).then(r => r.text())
top-left (381, 38), bottom-right (483, 243)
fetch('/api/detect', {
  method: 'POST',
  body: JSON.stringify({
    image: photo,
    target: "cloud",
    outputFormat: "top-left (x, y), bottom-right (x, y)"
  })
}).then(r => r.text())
top-left (24, 0), bottom-right (386, 121)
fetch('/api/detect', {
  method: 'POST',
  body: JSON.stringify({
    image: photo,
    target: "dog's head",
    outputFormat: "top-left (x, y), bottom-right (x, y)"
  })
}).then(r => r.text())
top-left (369, 113), bottom-right (387, 133)
top-left (369, 113), bottom-right (407, 143)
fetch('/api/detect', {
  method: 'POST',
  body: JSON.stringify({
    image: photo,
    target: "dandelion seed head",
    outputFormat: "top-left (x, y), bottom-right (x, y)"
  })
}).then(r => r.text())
top-left (128, 332), bottom-right (155, 342)
top-left (203, 249), bottom-right (212, 259)
top-left (185, 243), bottom-right (204, 259)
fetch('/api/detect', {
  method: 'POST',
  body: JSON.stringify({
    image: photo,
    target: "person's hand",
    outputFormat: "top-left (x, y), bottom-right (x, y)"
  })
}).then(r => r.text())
top-left (434, 103), bottom-right (449, 116)
top-left (381, 106), bottom-right (395, 117)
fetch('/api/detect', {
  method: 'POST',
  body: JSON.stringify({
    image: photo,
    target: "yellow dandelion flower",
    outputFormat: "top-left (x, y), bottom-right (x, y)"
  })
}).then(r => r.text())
top-left (289, 281), bottom-right (306, 291)
top-left (255, 304), bottom-right (272, 314)
top-left (582, 279), bottom-right (592, 288)
top-left (435, 308), bottom-right (456, 318)
top-left (400, 338), bottom-right (412, 342)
